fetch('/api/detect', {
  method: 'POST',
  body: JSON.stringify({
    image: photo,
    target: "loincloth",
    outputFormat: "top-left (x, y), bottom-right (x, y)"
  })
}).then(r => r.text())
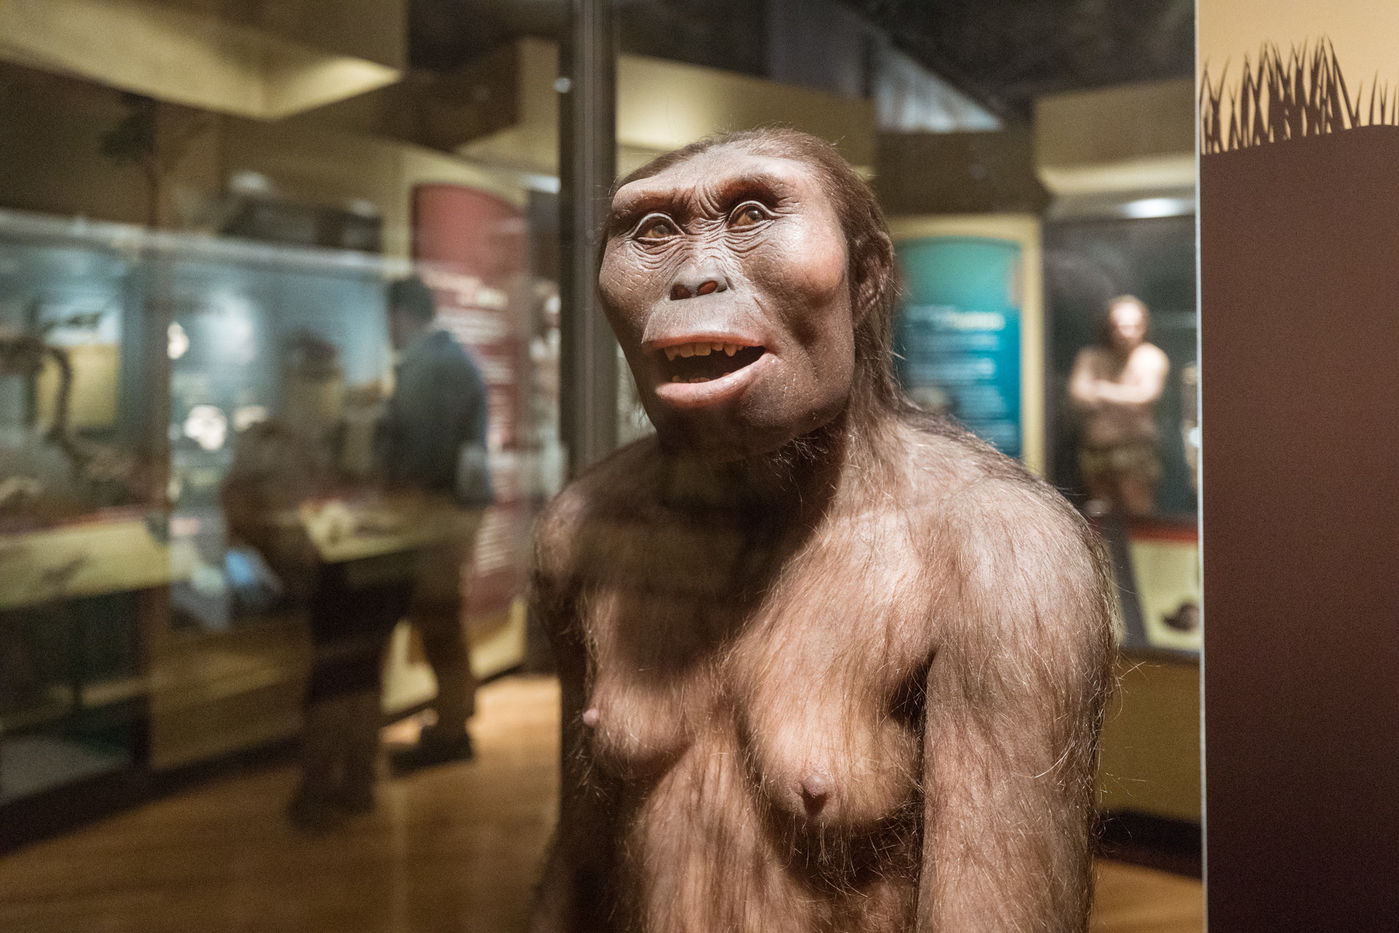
top-left (1078, 440), bottom-right (1161, 484)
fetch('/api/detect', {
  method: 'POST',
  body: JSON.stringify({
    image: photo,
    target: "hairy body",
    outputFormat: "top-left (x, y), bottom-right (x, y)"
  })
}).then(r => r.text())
top-left (532, 130), bottom-right (1117, 932)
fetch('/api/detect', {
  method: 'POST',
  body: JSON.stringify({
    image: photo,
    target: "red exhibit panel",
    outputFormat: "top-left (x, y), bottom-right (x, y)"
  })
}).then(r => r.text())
top-left (412, 184), bottom-right (531, 623)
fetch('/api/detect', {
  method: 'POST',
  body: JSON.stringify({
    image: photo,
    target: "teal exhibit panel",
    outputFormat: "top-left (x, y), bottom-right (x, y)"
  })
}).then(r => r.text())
top-left (894, 236), bottom-right (1023, 460)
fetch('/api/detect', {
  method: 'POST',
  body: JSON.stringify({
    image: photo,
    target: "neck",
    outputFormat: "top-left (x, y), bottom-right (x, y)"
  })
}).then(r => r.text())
top-left (1110, 340), bottom-right (1142, 360)
top-left (658, 406), bottom-right (885, 524)
top-left (398, 321), bottom-right (435, 350)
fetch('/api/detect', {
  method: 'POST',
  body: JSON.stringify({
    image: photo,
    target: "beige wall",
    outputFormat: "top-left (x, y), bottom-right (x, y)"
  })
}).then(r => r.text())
top-left (0, 64), bottom-right (525, 259)
top-left (222, 118), bottom-right (525, 261)
top-left (1098, 658), bottom-right (1202, 821)
top-left (0, 68), bottom-right (154, 226)
top-left (0, 0), bottom-right (403, 119)
top-left (1034, 80), bottom-right (1195, 196)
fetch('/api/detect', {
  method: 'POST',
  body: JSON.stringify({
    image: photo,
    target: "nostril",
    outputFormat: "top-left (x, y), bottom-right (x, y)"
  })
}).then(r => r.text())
top-left (669, 283), bottom-right (691, 301)
top-left (696, 280), bottom-right (720, 296)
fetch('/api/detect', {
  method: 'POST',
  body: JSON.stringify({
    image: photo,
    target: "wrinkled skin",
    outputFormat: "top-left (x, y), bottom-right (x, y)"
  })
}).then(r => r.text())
top-left (532, 133), bottom-right (1116, 933)
top-left (599, 144), bottom-right (856, 460)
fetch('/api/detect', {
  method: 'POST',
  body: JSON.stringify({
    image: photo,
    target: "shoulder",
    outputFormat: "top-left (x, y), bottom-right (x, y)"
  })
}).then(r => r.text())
top-left (956, 480), bottom-right (1114, 671)
top-left (895, 416), bottom-right (1108, 605)
top-left (413, 330), bottom-right (477, 371)
top-left (1135, 342), bottom-right (1170, 368)
top-left (532, 437), bottom-right (665, 586)
top-left (892, 427), bottom-right (1116, 680)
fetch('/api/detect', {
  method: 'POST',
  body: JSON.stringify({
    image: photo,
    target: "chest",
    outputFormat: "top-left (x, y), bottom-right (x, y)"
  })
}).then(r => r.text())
top-left (578, 515), bottom-right (940, 827)
top-left (1089, 346), bottom-right (1156, 385)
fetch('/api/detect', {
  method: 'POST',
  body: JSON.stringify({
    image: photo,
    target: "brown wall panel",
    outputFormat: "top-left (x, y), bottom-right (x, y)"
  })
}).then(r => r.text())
top-left (1201, 127), bottom-right (1399, 928)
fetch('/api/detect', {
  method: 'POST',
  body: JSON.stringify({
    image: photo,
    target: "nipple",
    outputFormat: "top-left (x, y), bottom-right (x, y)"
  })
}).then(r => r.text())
top-left (582, 707), bottom-right (601, 728)
top-left (799, 770), bottom-right (833, 816)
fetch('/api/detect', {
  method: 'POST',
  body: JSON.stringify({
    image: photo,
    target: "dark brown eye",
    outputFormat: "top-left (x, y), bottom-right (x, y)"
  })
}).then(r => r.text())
top-left (635, 214), bottom-right (678, 240)
top-left (730, 202), bottom-right (769, 228)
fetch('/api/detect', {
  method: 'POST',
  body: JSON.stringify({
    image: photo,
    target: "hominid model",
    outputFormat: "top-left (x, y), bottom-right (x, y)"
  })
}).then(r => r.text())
top-left (531, 129), bottom-right (1117, 932)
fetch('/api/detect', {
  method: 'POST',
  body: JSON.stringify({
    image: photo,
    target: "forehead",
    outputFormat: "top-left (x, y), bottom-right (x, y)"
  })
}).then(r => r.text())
top-left (611, 144), bottom-right (832, 214)
top-left (1110, 302), bottom-right (1145, 322)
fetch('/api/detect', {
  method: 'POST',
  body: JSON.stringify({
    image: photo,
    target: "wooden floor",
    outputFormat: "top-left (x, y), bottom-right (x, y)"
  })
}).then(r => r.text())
top-left (0, 676), bottom-right (1202, 932)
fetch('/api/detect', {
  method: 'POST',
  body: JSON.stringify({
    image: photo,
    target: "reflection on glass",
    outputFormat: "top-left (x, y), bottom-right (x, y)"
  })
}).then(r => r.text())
top-left (1068, 295), bottom-right (1170, 519)
top-left (0, 1), bottom-right (1200, 929)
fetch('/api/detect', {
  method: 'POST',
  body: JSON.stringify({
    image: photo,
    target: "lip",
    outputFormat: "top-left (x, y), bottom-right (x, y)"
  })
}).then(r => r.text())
top-left (642, 331), bottom-right (765, 354)
top-left (649, 345), bottom-right (773, 411)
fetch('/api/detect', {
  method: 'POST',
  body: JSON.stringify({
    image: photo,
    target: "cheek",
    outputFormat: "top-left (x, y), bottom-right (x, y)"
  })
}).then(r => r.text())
top-left (598, 247), bottom-right (656, 337)
top-left (743, 226), bottom-right (849, 322)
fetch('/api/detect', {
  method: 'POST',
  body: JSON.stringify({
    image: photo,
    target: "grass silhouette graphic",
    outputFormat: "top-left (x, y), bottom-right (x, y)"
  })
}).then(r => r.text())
top-left (1200, 37), bottom-right (1399, 153)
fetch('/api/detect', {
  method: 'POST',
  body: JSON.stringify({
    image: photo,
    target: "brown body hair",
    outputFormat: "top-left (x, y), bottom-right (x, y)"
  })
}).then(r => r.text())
top-left (529, 129), bottom-right (1120, 932)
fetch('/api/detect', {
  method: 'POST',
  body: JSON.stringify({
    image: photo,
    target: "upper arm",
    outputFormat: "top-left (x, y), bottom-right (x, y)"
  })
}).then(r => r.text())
top-left (529, 490), bottom-right (618, 918)
top-left (1124, 346), bottom-right (1169, 401)
top-left (1144, 346), bottom-right (1170, 395)
top-left (918, 487), bottom-right (1116, 931)
top-left (1067, 350), bottom-right (1099, 404)
top-left (531, 492), bottom-right (590, 726)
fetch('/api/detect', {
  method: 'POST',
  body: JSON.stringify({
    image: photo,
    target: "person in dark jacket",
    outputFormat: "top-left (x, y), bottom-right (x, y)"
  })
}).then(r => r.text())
top-left (381, 276), bottom-right (493, 769)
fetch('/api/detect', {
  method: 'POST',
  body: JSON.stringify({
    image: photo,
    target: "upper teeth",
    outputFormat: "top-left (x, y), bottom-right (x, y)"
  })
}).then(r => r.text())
top-left (664, 342), bottom-right (742, 361)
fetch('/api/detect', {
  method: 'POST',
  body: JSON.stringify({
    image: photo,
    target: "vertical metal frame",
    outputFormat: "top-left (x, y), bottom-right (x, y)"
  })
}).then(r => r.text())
top-left (558, 0), bottom-right (619, 477)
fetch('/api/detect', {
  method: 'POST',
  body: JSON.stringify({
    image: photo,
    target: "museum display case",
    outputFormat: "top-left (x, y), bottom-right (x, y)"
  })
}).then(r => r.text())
top-left (1, 6), bottom-right (1203, 902)
top-left (0, 202), bottom-right (544, 811)
top-left (0, 40), bottom-right (549, 822)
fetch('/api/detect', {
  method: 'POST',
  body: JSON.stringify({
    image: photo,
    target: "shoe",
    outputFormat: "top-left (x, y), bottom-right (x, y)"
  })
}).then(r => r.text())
top-left (287, 787), bottom-right (343, 833)
top-left (335, 783), bottom-right (376, 815)
top-left (390, 727), bottom-right (474, 774)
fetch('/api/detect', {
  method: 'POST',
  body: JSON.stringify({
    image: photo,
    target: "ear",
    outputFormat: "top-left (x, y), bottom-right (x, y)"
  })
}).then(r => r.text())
top-left (850, 224), bottom-right (895, 325)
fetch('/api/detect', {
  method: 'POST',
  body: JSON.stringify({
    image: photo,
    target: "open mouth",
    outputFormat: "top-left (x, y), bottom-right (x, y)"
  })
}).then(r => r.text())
top-left (660, 341), bottom-right (765, 383)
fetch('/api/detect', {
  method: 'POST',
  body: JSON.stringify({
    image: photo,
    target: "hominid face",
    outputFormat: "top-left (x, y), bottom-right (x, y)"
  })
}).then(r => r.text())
top-left (1107, 300), bottom-right (1147, 353)
top-left (599, 143), bottom-right (856, 460)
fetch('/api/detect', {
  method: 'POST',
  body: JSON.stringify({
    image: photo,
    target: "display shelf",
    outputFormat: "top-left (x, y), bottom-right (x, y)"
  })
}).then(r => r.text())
top-left (0, 511), bottom-right (194, 611)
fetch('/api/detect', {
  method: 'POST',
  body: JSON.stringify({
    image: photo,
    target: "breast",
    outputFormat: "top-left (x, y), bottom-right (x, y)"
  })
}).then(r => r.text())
top-left (738, 682), bottom-right (923, 830)
top-left (725, 528), bottom-right (937, 832)
top-left (581, 585), bottom-right (730, 781)
top-left (584, 670), bottom-right (710, 780)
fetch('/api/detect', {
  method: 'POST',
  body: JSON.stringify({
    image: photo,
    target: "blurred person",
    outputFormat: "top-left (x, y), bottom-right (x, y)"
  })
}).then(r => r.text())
top-left (223, 334), bottom-right (405, 831)
top-left (1069, 295), bottom-right (1170, 516)
top-left (379, 276), bottom-right (493, 771)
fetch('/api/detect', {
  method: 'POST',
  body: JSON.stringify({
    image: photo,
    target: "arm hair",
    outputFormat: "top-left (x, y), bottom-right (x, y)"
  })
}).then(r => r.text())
top-left (528, 488), bottom-right (619, 932)
top-left (917, 479), bottom-right (1117, 932)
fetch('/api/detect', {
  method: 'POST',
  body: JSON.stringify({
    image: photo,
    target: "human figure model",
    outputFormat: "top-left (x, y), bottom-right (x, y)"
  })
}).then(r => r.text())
top-left (530, 130), bottom-right (1117, 932)
top-left (1068, 295), bottom-right (1170, 517)
top-left (380, 276), bottom-right (493, 770)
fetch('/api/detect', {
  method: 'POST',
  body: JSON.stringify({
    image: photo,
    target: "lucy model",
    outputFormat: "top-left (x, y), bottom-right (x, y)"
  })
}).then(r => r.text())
top-left (530, 128), bottom-right (1117, 933)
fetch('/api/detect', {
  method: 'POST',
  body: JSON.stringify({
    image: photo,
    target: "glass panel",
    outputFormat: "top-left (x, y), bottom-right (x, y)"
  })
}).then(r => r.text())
top-left (0, 2), bottom-right (1200, 930)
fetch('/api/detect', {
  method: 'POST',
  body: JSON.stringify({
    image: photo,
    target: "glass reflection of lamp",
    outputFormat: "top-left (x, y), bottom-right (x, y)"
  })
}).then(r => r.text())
top-left (182, 405), bottom-right (229, 452)
top-left (168, 322), bottom-right (190, 360)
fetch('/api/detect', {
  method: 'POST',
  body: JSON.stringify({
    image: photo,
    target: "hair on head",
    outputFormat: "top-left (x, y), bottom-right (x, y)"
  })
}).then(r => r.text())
top-left (388, 276), bottom-right (437, 322)
top-left (1100, 294), bottom-right (1150, 345)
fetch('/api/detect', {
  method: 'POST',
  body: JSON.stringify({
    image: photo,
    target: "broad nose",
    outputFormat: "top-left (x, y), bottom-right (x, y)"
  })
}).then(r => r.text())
top-left (668, 264), bottom-right (729, 301)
